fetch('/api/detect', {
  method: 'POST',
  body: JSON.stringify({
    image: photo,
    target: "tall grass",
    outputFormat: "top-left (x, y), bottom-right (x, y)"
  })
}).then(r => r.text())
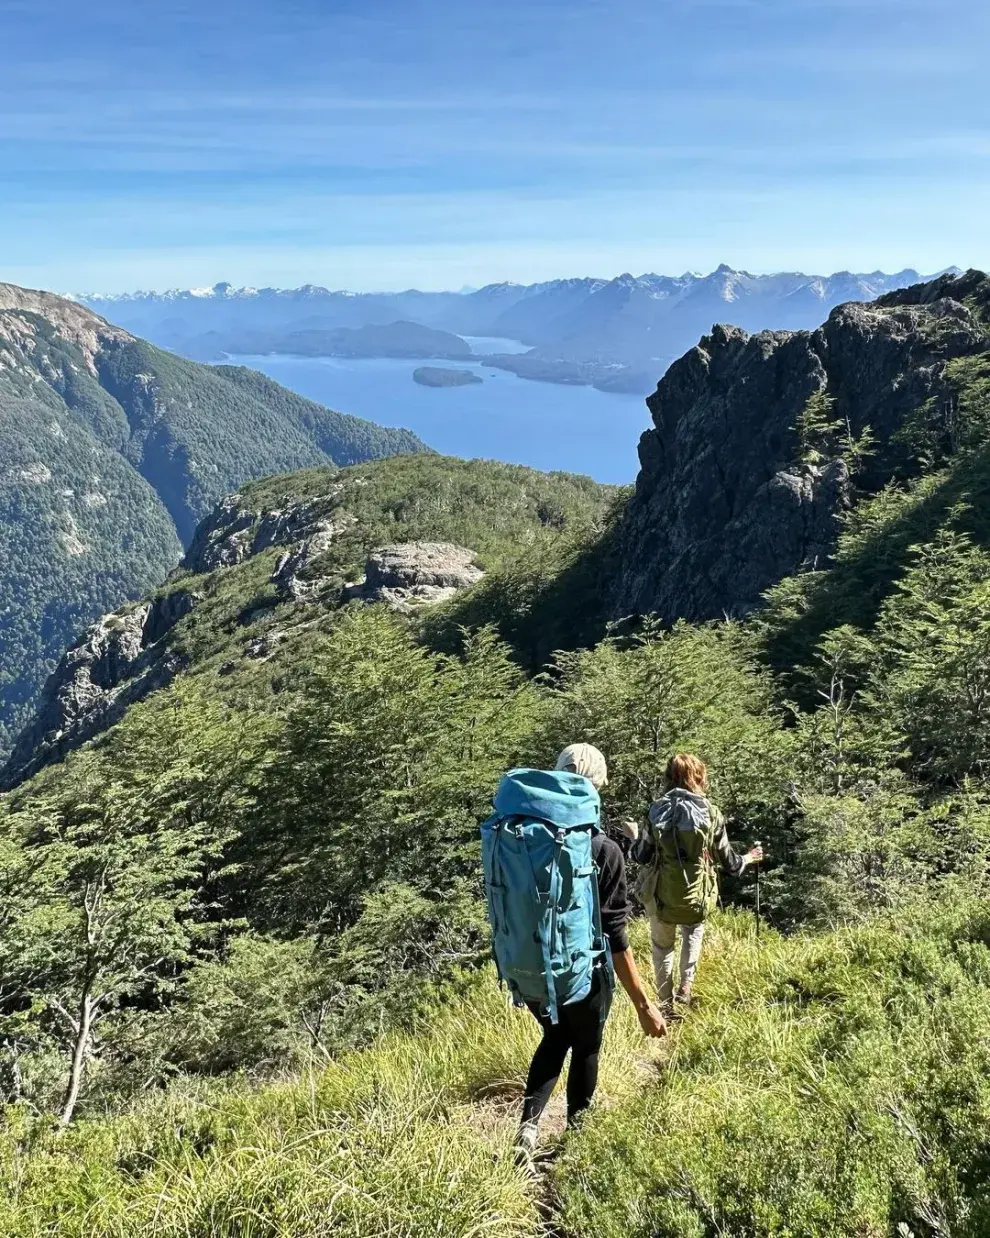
top-left (3, 904), bottom-right (990, 1236)
top-left (556, 904), bottom-right (990, 1238)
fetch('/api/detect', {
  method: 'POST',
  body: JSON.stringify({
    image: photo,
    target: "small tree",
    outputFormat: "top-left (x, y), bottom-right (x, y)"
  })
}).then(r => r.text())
top-left (797, 389), bottom-right (875, 476)
top-left (249, 609), bottom-right (541, 935)
top-left (794, 625), bottom-right (898, 795)
top-left (871, 532), bottom-right (990, 784)
top-left (12, 766), bottom-right (210, 1125)
top-left (541, 619), bottom-right (790, 843)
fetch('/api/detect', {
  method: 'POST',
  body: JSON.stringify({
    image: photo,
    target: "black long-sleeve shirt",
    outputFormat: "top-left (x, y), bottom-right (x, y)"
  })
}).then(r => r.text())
top-left (592, 832), bottom-right (631, 953)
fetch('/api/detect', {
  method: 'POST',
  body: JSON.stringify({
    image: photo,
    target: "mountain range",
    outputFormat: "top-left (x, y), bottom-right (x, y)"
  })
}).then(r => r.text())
top-left (83, 266), bottom-right (949, 394)
top-left (0, 282), bottom-right (426, 764)
top-left (10, 266), bottom-right (989, 788)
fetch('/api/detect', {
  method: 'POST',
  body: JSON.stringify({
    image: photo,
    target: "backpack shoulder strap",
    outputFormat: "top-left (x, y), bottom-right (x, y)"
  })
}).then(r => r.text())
top-left (588, 836), bottom-right (610, 970)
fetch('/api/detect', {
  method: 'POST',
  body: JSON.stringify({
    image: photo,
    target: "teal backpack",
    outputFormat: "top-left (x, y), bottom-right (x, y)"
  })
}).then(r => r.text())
top-left (480, 768), bottom-right (611, 1024)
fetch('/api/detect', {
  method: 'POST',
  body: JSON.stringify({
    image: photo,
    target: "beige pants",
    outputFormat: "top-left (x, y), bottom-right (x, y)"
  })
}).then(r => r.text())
top-left (650, 919), bottom-right (705, 1005)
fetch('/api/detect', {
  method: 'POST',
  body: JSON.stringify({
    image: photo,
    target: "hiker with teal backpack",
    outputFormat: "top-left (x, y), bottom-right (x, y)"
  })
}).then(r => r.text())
top-left (625, 752), bottom-right (763, 1013)
top-left (481, 743), bottom-right (666, 1165)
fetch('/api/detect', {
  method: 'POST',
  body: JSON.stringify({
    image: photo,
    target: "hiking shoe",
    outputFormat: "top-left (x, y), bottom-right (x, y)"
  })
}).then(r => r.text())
top-left (513, 1121), bottom-right (539, 1169)
top-left (674, 986), bottom-right (693, 1009)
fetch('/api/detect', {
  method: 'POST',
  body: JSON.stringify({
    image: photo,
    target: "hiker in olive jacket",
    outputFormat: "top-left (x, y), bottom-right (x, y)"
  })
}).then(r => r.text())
top-left (625, 752), bottom-right (762, 1010)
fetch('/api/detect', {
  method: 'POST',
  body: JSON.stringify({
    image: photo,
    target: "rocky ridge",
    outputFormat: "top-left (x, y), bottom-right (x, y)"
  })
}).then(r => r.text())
top-left (0, 282), bottom-right (129, 370)
top-left (2, 590), bottom-right (196, 785)
top-left (611, 270), bottom-right (990, 620)
top-left (2, 485), bottom-right (486, 788)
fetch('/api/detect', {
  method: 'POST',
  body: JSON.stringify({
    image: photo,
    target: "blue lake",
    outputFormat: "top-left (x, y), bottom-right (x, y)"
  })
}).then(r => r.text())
top-left (228, 338), bottom-right (651, 484)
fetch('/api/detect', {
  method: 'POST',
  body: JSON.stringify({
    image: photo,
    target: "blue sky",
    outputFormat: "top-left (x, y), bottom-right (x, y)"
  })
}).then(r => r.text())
top-left (1, 0), bottom-right (987, 292)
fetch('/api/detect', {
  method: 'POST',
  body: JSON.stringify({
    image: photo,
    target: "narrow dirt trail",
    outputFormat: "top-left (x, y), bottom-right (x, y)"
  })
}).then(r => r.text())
top-left (459, 1013), bottom-right (682, 1237)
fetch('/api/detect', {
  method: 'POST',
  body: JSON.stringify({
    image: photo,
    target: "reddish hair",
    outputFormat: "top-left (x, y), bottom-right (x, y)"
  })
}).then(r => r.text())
top-left (666, 752), bottom-right (708, 794)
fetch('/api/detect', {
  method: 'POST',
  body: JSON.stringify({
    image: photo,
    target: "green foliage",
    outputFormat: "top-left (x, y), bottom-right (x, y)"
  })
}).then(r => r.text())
top-left (424, 488), bottom-right (627, 671)
top-left (540, 619), bottom-right (789, 844)
top-left (245, 610), bottom-right (541, 933)
top-left (0, 1000), bottom-right (540, 1236)
top-left (0, 388), bottom-right (180, 759)
top-left (762, 367), bottom-right (990, 682)
top-left (3, 911), bottom-right (990, 1236)
top-left (893, 353), bottom-right (990, 470)
top-left (0, 681), bottom-right (276, 1118)
top-left (164, 934), bottom-right (330, 1075)
top-left (870, 530), bottom-right (990, 782)
top-left (556, 906), bottom-right (990, 1238)
top-left (239, 452), bottom-right (615, 580)
top-left (0, 306), bottom-right (427, 766)
top-left (796, 389), bottom-right (875, 474)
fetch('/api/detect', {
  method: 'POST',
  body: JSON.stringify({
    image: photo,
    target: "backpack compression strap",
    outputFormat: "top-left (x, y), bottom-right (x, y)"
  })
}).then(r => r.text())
top-left (485, 822), bottom-right (507, 987)
top-left (518, 819), bottom-right (565, 1025)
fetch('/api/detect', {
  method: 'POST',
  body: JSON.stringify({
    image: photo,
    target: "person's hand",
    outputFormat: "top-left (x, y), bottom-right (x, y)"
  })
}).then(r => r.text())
top-left (747, 843), bottom-right (764, 866)
top-left (636, 1000), bottom-right (667, 1038)
top-left (618, 817), bottom-right (639, 842)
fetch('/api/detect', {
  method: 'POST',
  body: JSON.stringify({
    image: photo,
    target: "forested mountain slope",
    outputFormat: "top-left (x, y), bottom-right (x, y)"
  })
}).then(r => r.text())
top-left (3, 272), bottom-right (990, 1235)
top-left (0, 283), bottom-right (426, 763)
top-left (2, 454), bottom-right (615, 787)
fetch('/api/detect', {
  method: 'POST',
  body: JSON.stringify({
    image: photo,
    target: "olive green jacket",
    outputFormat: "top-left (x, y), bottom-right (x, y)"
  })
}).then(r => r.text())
top-left (632, 789), bottom-right (744, 925)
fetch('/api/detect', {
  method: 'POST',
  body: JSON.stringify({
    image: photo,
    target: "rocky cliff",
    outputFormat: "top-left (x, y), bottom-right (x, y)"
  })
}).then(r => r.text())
top-left (612, 270), bottom-right (990, 620)
top-left (2, 454), bottom-right (609, 788)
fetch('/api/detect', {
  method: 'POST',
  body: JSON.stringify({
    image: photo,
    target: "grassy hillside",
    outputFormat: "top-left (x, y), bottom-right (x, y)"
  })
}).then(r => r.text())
top-left (0, 287), bottom-right (426, 763)
top-left (4, 274), bottom-right (990, 1235)
top-left (1, 908), bottom-right (988, 1237)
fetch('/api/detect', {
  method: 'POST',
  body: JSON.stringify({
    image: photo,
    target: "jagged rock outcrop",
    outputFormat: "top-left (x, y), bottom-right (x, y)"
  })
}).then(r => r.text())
top-left (612, 271), bottom-right (990, 620)
top-left (182, 488), bottom-right (351, 574)
top-left (344, 543), bottom-right (484, 612)
top-left (1, 589), bottom-right (196, 788)
top-left (182, 489), bottom-right (357, 602)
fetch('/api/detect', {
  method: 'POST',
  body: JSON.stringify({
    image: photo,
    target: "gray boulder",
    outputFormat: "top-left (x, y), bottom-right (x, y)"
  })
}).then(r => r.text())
top-left (344, 542), bottom-right (484, 612)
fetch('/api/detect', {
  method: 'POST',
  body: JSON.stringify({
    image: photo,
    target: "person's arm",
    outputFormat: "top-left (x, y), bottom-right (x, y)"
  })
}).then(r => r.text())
top-left (712, 806), bottom-right (762, 874)
top-left (622, 812), bottom-right (656, 865)
top-left (593, 835), bottom-right (666, 1037)
top-left (613, 946), bottom-right (666, 1037)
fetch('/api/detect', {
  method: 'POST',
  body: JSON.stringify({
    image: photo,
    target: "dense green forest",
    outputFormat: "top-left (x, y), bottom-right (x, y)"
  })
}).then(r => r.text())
top-left (0, 287), bottom-right (426, 764)
top-left (3, 275), bottom-right (990, 1235)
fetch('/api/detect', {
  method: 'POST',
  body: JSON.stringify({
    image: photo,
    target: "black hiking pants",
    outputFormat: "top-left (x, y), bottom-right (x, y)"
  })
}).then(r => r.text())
top-left (522, 966), bottom-right (613, 1125)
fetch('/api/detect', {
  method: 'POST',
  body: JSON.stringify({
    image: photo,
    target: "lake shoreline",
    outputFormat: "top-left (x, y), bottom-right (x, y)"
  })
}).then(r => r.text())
top-left (224, 346), bottom-right (650, 485)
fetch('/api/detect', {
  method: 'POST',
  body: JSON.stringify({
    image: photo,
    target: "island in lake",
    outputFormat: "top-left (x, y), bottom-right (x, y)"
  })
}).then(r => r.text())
top-left (412, 366), bottom-right (484, 388)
